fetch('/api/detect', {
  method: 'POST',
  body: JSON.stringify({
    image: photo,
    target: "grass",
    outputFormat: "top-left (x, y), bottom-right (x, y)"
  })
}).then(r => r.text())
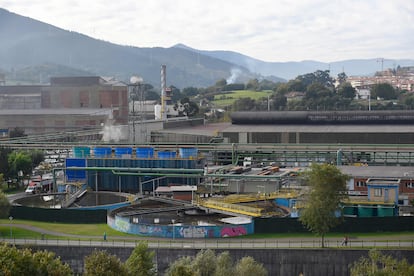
top-left (213, 90), bottom-right (272, 108)
top-left (0, 219), bottom-right (133, 238)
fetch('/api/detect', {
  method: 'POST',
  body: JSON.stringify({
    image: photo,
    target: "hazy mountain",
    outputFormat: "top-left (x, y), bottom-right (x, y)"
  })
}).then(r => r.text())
top-left (0, 8), bottom-right (258, 88)
top-left (174, 44), bottom-right (414, 80)
top-left (1, 8), bottom-right (413, 89)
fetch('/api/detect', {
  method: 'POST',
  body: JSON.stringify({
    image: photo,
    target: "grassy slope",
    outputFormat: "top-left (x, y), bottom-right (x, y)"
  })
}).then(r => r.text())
top-left (213, 90), bottom-right (272, 108)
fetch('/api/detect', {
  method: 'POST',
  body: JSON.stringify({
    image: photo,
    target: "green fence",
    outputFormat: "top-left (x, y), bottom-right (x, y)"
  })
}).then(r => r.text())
top-left (10, 206), bottom-right (107, 224)
top-left (254, 216), bottom-right (414, 233)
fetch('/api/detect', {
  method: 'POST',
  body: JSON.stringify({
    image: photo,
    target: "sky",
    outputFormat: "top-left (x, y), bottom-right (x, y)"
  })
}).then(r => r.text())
top-left (1, 0), bottom-right (413, 62)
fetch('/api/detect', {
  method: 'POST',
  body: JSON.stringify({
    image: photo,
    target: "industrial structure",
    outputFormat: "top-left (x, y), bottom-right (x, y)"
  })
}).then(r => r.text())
top-left (0, 76), bottom-right (128, 135)
top-left (2, 70), bottom-right (414, 238)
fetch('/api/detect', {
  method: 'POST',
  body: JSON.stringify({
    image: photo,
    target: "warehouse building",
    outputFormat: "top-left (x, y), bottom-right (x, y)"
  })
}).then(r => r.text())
top-left (0, 76), bottom-right (128, 135)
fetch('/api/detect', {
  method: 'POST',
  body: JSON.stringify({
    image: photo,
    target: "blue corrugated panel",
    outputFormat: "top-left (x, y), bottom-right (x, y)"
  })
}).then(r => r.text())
top-left (93, 147), bottom-right (112, 158)
top-left (157, 151), bottom-right (176, 159)
top-left (66, 158), bottom-right (86, 180)
top-left (136, 147), bottom-right (154, 158)
top-left (114, 147), bottom-right (132, 157)
top-left (73, 147), bottom-right (91, 158)
top-left (179, 147), bottom-right (198, 158)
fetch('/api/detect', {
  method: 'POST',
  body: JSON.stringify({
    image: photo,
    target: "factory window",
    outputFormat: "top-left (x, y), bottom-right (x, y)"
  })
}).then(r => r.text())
top-left (374, 188), bottom-right (382, 197)
top-left (356, 181), bottom-right (366, 187)
top-left (406, 182), bottom-right (414, 188)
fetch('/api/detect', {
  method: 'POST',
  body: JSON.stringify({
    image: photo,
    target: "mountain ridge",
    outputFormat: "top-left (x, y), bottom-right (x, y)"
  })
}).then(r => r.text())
top-left (1, 8), bottom-right (413, 88)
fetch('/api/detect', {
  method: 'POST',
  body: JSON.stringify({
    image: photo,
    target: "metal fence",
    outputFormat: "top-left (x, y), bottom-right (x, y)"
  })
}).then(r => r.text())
top-left (2, 237), bottom-right (413, 249)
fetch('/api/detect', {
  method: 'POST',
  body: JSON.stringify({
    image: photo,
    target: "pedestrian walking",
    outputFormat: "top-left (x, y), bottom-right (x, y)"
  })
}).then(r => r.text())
top-left (103, 232), bottom-right (107, 241)
top-left (341, 235), bottom-right (348, 246)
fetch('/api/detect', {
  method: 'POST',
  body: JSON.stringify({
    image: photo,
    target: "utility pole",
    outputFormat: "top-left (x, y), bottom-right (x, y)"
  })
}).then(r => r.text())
top-left (377, 58), bottom-right (384, 72)
top-left (129, 76), bottom-right (143, 143)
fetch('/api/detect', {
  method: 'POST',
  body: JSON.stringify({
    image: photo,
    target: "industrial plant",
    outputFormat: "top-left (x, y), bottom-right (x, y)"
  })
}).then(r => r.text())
top-left (2, 65), bottom-right (414, 240)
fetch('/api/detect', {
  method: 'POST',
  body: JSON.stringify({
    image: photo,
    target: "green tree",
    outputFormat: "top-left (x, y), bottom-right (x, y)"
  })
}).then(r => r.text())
top-left (245, 78), bottom-right (260, 91)
top-left (304, 83), bottom-right (334, 110)
top-left (337, 82), bottom-right (356, 99)
top-left (182, 87), bottom-right (200, 97)
top-left (125, 242), bottom-right (156, 276)
top-left (0, 191), bottom-right (11, 218)
top-left (165, 256), bottom-right (194, 276)
top-left (299, 163), bottom-right (349, 247)
top-left (270, 91), bottom-right (287, 110)
top-left (400, 94), bottom-right (414, 109)
top-left (337, 72), bottom-right (348, 85)
top-left (297, 70), bottom-right (334, 89)
top-left (232, 97), bottom-right (256, 111)
top-left (8, 151), bottom-right (32, 180)
top-left (166, 250), bottom-right (267, 276)
top-left (234, 256), bottom-right (268, 276)
top-left (370, 83), bottom-right (397, 100)
top-left (0, 147), bottom-right (12, 177)
top-left (31, 150), bottom-right (45, 170)
top-left (180, 97), bottom-right (200, 117)
top-left (214, 251), bottom-right (234, 276)
top-left (286, 79), bottom-right (306, 92)
top-left (31, 250), bottom-right (73, 275)
top-left (193, 249), bottom-right (217, 276)
top-left (84, 250), bottom-right (127, 276)
top-left (0, 243), bottom-right (72, 275)
top-left (350, 249), bottom-right (414, 276)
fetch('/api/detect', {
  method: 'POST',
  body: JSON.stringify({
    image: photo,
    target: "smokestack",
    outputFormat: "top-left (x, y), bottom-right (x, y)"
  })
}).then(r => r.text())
top-left (161, 65), bottom-right (167, 120)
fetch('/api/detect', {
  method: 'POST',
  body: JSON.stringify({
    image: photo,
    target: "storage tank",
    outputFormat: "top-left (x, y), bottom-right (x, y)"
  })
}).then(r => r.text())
top-left (179, 147), bottom-right (198, 158)
top-left (157, 151), bottom-right (176, 159)
top-left (136, 147), bottom-right (154, 158)
top-left (93, 147), bottom-right (112, 158)
top-left (73, 147), bottom-right (90, 158)
top-left (114, 147), bottom-right (132, 158)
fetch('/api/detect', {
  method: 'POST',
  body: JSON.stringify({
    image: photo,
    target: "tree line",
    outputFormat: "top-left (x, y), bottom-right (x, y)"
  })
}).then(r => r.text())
top-left (0, 242), bottom-right (268, 276)
top-left (145, 70), bottom-right (414, 118)
top-left (1, 241), bottom-right (413, 275)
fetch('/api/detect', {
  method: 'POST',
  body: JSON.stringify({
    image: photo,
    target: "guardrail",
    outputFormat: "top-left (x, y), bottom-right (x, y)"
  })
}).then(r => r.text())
top-left (1, 237), bottom-right (413, 249)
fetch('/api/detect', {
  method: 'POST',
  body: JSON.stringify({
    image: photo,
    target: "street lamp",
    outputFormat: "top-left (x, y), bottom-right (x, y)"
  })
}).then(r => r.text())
top-left (9, 216), bottom-right (13, 239)
top-left (171, 219), bottom-right (175, 240)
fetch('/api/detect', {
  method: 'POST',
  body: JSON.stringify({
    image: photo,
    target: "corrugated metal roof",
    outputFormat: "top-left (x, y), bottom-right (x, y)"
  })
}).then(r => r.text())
top-left (222, 124), bottom-right (414, 133)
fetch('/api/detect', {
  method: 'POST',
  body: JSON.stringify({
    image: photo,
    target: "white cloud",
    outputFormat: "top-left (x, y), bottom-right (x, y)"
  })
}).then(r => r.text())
top-left (1, 0), bottom-right (413, 62)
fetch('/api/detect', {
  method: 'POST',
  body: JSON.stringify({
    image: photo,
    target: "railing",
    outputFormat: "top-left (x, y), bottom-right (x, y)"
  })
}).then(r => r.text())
top-left (2, 237), bottom-right (413, 249)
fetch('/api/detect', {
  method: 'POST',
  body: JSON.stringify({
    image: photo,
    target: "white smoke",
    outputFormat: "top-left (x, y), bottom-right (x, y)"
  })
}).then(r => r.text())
top-left (226, 68), bottom-right (242, 84)
top-left (101, 122), bottom-right (128, 142)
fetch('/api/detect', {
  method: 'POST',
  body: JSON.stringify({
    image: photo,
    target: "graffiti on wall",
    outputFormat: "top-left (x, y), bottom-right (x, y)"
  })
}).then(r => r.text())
top-left (180, 226), bottom-right (207, 238)
top-left (115, 218), bottom-right (130, 233)
top-left (220, 226), bottom-right (247, 237)
top-left (137, 224), bottom-right (162, 235)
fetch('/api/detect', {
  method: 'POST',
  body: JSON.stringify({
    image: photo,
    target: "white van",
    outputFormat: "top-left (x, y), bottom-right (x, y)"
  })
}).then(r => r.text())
top-left (25, 184), bottom-right (40, 194)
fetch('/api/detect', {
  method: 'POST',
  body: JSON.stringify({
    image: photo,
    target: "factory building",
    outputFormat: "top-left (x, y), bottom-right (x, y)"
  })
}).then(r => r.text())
top-left (225, 111), bottom-right (414, 144)
top-left (0, 76), bottom-right (128, 135)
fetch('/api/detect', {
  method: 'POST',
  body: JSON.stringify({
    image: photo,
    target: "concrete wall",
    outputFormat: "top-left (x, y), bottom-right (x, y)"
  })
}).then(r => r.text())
top-left (108, 214), bottom-right (254, 238)
top-left (25, 246), bottom-right (414, 276)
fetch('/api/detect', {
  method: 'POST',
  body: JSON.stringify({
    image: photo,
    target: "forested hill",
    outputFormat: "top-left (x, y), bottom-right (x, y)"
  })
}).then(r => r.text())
top-left (1, 8), bottom-right (413, 88)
